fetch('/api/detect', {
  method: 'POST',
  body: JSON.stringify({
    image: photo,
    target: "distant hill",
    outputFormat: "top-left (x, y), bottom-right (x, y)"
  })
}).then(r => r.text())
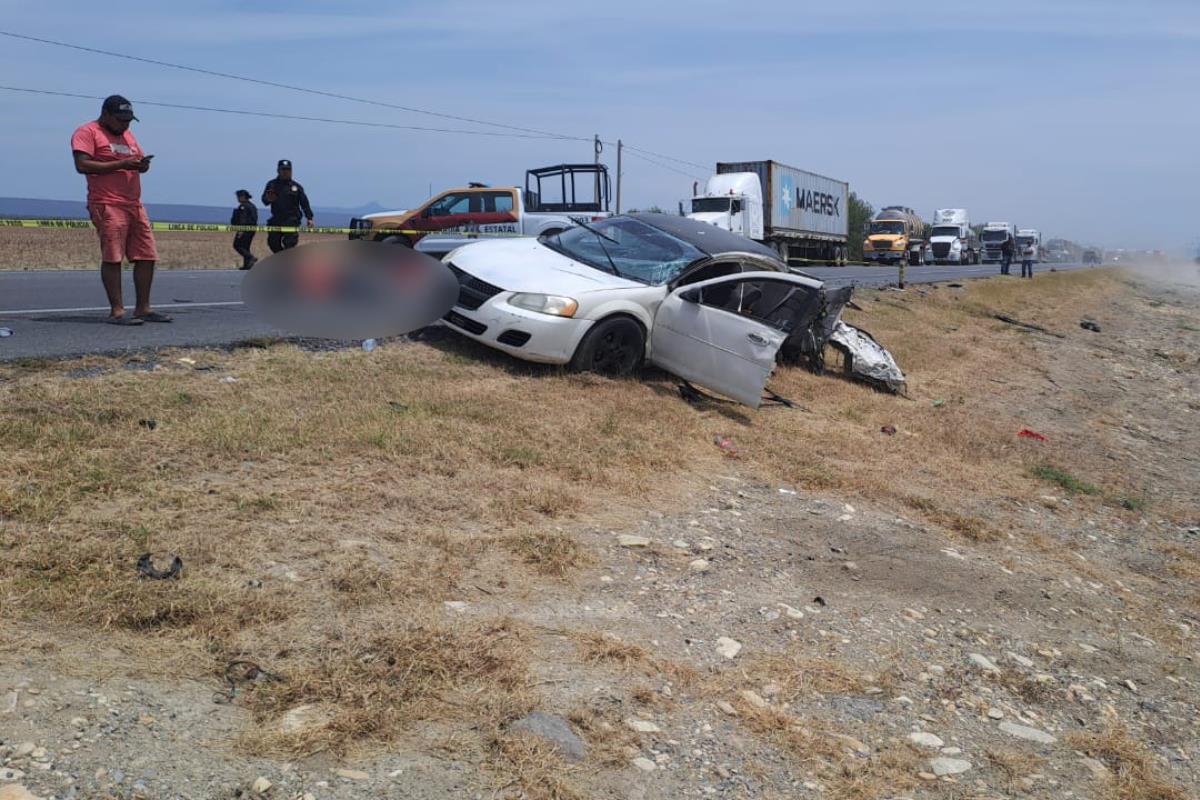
top-left (0, 197), bottom-right (392, 227)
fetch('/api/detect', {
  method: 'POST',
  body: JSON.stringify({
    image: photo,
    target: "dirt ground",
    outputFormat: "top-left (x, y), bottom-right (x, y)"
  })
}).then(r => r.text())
top-left (0, 228), bottom-right (295, 270)
top-left (1, 267), bottom-right (1197, 800)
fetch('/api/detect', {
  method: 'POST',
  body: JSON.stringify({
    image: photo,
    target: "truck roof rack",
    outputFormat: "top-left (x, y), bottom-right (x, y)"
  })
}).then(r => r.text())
top-left (527, 163), bottom-right (608, 175)
top-left (468, 181), bottom-right (489, 188)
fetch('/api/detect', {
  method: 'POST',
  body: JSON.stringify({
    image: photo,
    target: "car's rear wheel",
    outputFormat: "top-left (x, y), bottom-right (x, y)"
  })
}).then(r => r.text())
top-left (569, 316), bottom-right (645, 376)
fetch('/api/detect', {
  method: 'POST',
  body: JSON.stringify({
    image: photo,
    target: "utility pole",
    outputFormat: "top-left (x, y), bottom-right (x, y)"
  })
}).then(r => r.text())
top-left (616, 139), bottom-right (623, 214)
top-left (593, 135), bottom-right (604, 215)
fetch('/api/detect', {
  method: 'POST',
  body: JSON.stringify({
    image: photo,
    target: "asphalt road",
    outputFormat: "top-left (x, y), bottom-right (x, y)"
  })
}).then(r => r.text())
top-left (0, 261), bottom-right (1094, 362)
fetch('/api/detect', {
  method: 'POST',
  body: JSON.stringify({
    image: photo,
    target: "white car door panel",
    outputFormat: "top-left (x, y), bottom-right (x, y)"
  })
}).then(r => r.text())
top-left (650, 272), bottom-right (821, 408)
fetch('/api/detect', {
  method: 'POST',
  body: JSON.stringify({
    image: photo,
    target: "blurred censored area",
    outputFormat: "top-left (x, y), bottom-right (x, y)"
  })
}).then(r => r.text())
top-left (241, 241), bottom-right (459, 340)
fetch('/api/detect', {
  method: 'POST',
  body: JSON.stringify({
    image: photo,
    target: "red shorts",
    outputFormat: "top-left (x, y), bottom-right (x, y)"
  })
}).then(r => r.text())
top-left (88, 203), bottom-right (158, 263)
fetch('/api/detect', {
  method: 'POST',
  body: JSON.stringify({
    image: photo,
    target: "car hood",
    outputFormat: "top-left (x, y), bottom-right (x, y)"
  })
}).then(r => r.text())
top-left (363, 209), bottom-right (408, 220)
top-left (447, 237), bottom-right (645, 294)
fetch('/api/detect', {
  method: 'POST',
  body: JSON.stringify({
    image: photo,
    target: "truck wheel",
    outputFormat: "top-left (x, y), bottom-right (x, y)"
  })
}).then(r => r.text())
top-left (569, 316), bottom-right (645, 376)
top-left (379, 234), bottom-right (412, 247)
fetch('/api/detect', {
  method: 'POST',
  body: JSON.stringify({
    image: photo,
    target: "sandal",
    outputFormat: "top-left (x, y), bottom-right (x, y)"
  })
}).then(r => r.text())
top-left (135, 312), bottom-right (174, 323)
top-left (106, 315), bottom-right (144, 326)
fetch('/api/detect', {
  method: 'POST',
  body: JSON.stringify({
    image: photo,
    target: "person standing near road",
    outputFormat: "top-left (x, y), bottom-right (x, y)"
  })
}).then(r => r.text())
top-left (231, 189), bottom-right (258, 270)
top-left (261, 159), bottom-right (314, 253)
top-left (1000, 237), bottom-right (1014, 276)
top-left (1021, 239), bottom-right (1036, 279)
top-left (71, 95), bottom-right (170, 325)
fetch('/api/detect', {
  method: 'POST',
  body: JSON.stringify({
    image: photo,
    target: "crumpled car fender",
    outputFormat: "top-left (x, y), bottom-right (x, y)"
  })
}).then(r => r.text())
top-left (827, 320), bottom-right (907, 394)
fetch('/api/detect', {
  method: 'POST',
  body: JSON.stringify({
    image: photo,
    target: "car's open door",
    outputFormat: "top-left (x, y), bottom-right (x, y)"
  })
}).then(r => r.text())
top-left (649, 271), bottom-right (824, 408)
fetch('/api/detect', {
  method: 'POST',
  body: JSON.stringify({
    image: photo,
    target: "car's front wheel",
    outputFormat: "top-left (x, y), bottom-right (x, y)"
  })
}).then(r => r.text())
top-left (569, 316), bottom-right (645, 376)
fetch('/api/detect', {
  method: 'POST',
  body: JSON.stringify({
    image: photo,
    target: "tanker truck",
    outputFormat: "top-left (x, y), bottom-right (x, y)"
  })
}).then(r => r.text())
top-left (863, 206), bottom-right (926, 266)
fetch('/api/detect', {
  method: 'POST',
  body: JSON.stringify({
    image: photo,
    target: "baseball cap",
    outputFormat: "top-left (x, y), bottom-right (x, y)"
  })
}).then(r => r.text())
top-left (102, 95), bottom-right (138, 122)
top-left (277, 159), bottom-right (292, 169)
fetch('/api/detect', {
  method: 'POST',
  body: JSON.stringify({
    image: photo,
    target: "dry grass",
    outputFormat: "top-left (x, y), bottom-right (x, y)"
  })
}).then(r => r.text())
top-left (1, 267), bottom-right (1192, 784)
top-left (503, 531), bottom-right (593, 577)
top-left (572, 631), bottom-right (653, 666)
top-left (720, 652), bottom-right (881, 701)
top-left (0, 341), bottom-right (705, 756)
top-left (985, 748), bottom-right (1047, 793)
top-left (735, 704), bottom-right (923, 800)
top-left (244, 615), bottom-right (532, 756)
top-left (1066, 725), bottom-right (1188, 800)
top-left (822, 745), bottom-right (925, 800)
top-left (1160, 543), bottom-right (1200, 580)
top-left (489, 733), bottom-right (585, 800)
top-left (0, 226), bottom-right (283, 269)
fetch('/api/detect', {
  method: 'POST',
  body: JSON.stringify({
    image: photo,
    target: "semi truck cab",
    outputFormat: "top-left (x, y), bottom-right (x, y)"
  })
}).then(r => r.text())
top-left (981, 222), bottom-right (1017, 263)
top-left (928, 208), bottom-right (978, 265)
top-left (863, 206), bottom-right (925, 266)
top-left (1016, 229), bottom-right (1042, 262)
top-left (687, 172), bottom-right (764, 240)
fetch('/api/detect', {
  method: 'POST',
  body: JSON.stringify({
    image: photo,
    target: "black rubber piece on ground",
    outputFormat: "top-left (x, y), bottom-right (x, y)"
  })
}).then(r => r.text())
top-left (137, 552), bottom-right (182, 580)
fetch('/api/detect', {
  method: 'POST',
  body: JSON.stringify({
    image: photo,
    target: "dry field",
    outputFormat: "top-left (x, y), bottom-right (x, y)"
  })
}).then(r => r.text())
top-left (0, 226), bottom-right (303, 270)
top-left (0, 268), bottom-right (1197, 799)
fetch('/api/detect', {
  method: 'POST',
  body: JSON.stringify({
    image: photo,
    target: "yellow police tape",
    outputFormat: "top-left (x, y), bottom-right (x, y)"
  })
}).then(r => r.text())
top-left (0, 217), bottom-right (518, 238)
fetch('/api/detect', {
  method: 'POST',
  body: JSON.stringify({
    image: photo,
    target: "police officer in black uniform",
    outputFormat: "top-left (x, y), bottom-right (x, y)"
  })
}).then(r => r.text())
top-left (231, 189), bottom-right (258, 269)
top-left (261, 159), bottom-right (314, 253)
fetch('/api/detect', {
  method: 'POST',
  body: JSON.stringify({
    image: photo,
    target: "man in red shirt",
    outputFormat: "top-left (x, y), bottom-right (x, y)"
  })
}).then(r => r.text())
top-left (71, 95), bottom-right (170, 325)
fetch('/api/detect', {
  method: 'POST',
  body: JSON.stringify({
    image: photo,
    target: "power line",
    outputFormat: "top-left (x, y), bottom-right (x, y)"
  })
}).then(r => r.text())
top-left (622, 148), bottom-right (705, 180)
top-left (0, 29), bottom-right (712, 175)
top-left (0, 29), bottom-right (587, 142)
top-left (0, 86), bottom-right (574, 140)
top-left (620, 144), bottom-right (708, 171)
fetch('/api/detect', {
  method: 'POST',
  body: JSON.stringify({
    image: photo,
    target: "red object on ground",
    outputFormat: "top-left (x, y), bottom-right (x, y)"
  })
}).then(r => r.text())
top-left (1017, 429), bottom-right (1048, 442)
top-left (713, 435), bottom-right (740, 458)
top-left (881, 424), bottom-right (897, 435)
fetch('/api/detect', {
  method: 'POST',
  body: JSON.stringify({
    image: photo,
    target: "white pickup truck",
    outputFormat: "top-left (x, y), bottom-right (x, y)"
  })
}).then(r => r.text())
top-left (349, 164), bottom-right (611, 252)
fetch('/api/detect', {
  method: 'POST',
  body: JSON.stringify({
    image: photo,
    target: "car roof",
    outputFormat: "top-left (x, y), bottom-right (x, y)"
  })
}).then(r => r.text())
top-left (629, 213), bottom-right (783, 262)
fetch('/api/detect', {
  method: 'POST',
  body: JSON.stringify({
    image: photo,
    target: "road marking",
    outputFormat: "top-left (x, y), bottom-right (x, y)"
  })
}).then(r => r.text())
top-left (0, 300), bottom-right (244, 316)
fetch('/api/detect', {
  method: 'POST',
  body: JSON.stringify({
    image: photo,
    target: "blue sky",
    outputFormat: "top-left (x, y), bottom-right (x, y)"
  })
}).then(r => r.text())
top-left (0, 0), bottom-right (1196, 250)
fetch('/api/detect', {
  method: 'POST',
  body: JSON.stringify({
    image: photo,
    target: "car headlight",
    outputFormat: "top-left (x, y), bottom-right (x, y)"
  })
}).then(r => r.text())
top-left (508, 293), bottom-right (578, 317)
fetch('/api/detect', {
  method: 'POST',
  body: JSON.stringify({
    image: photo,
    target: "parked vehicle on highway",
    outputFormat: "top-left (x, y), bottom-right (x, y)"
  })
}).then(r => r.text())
top-left (863, 206), bottom-right (926, 266)
top-left (348, 164), bottom-right (611, 247)
top-left (436, 213), bottom-right (897, 407)
top-left (1082, 248), bottom-right (1103, 265)
top-left (1041, 238), bottom-right (1077, 263)
top-left (981, 222), bottom-right (1018, 264)
top-left (686, 161), bottom-right (849, 265)
top-left (928, 208), bottom-right (979, 265)
top-left (1016, 229), bottom-right (1042, 263)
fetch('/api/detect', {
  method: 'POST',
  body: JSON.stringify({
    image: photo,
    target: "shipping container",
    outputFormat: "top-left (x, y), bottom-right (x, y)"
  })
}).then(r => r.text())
top-left (716, 161), bottom-right (849, 241)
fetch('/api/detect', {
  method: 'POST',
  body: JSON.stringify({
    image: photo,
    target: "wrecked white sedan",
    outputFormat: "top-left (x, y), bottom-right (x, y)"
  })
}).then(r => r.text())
top-left (439, 213), bottom-right (902, 407)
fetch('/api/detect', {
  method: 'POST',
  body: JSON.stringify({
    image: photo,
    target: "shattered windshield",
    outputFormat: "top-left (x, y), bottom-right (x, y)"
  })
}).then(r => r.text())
top-left (869, 221), bottom-right (905, 235)
top-left (981, 230), bottom-right (1010, 242)
top-left (543, 217), bottom-right (707, 285)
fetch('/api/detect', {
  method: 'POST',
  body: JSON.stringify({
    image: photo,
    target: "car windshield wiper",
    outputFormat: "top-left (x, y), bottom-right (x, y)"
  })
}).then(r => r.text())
top-left (572, 221), bottom-right (624, 278)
